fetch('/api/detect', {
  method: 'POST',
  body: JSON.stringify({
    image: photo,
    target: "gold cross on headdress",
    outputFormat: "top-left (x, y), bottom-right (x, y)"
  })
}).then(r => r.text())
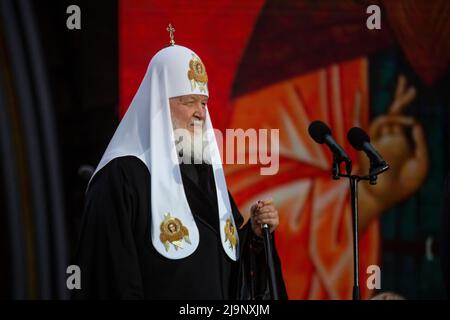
top-left (166, 23), bottom-right (175, 46)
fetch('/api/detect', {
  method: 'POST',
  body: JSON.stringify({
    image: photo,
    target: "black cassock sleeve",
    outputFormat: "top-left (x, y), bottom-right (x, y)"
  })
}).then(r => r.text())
top-left (229, 196), bottom-right (288, 300)
top-left (72, 159), bottom-right (144, 299)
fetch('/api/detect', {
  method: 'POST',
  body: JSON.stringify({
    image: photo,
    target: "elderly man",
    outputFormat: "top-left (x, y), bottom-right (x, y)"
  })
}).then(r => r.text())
top-left (73, 30), bottom-right (286, 300)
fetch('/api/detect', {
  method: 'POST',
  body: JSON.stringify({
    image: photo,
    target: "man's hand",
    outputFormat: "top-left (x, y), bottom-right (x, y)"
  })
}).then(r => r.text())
top-left (358, 75), bottom-right (429, 230)
top-left (250, 199), bottom-right (279, 238)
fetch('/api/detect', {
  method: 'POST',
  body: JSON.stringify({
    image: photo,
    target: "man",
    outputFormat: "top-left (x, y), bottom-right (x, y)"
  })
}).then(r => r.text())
top-left (73, 33), bottom-right (287, 299)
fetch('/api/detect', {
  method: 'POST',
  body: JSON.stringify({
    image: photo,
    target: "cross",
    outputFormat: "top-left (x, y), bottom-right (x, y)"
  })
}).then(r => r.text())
top-left (166, 23), bottom-right (175, 46)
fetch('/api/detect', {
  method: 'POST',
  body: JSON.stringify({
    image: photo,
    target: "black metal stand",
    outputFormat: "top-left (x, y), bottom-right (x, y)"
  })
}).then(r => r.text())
top-left (349, 175), bottom-right (361, 300)
top-left (262, 224), bottom-right (279, 300)
top-left (333, 159), bottom-right (387, 300)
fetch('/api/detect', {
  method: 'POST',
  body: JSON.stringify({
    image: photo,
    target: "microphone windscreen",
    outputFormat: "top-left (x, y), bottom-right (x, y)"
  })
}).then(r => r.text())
top-left (308, 120), bottom-right (331, 144)
top-left (347, 127), bottom-right (370, 151)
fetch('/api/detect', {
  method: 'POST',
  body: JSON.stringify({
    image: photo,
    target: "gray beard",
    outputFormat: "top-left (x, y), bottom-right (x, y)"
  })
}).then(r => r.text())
top-left (174, 130), bottom-right (212, 164)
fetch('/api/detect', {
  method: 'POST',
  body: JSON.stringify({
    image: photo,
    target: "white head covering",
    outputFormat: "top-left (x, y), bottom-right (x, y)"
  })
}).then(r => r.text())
top-left (90, 44), bottom-right (239, 261)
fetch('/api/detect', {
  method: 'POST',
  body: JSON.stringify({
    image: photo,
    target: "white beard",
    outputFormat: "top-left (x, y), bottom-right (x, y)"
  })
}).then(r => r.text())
top-left (173, 121), bottom-right (212, 164)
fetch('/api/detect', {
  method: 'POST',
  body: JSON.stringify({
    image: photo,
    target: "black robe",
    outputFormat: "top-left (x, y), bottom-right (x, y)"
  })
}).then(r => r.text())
top-left (73, 156), bottom-right (287, 299)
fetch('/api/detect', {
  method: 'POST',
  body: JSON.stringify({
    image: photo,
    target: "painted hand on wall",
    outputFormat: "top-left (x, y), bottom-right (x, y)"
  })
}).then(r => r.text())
top-left (358, 75), bottom-right (429, 230)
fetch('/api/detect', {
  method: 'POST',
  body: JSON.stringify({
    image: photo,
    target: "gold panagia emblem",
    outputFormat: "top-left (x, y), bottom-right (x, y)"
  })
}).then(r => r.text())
top-left (224, 218), bottom-right (237, 250)
top-left (187, 54), bottom-right (208, 93)
top-left (159, 212), bottom-right (191, 251)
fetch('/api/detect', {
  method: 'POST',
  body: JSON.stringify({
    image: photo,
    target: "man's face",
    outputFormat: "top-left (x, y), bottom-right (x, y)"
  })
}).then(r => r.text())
top-left (169, 94), bottom-right (208, 133)
top-left (168, 223), bottom-right (177, 233)
top-left (169, 94), bottom-right (210, 164)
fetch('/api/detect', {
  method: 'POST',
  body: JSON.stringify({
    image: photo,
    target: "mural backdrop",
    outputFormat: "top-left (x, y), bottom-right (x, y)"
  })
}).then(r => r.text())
top-left (119, 0), bottom-right (449, 299)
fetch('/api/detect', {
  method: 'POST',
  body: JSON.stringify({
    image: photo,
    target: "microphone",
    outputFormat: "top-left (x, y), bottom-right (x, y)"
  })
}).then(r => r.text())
top-left (347, 127), bottom-right (389, 176)
top-left (308, 121), bottom-right (352, 174)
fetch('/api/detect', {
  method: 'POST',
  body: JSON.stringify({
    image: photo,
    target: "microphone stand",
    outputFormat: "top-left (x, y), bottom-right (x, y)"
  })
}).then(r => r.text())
top-left (261, 223), bottom-right (279, 300)
top-left (335, 161), bottom-right (387, 300)
top-left (343, 174), bottom-right (363, 300)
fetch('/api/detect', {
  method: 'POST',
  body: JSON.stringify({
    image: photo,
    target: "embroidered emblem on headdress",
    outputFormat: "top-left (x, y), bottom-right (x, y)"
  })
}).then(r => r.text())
top-left (187, 54), bottom-right (208, 93)
top-left (224, 218), bottom-right (237, 250)
top-left (159, 212), bottom-right (191, 251)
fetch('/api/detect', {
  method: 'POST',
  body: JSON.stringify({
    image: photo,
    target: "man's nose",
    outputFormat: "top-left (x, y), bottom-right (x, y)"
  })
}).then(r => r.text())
top-left (194, 102), bottom-right (206, 120)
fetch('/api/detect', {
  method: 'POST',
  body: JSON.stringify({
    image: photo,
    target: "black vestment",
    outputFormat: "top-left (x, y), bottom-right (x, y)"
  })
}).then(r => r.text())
top-left (73, 156), bottom-right (287, 299)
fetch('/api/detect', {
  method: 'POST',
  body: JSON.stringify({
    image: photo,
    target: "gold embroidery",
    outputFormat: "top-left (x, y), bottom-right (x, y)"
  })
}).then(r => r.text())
top-left (187, 54), bottom-right (208, 93)
top-left (159, 212), bottom-right (191, 251)
top-left (224, 218), bottom-right (237, 250)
